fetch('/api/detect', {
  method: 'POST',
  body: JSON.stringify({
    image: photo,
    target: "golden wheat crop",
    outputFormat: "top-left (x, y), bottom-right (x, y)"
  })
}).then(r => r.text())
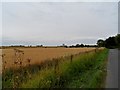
top-left (1, 47), bottom-right (96, 69)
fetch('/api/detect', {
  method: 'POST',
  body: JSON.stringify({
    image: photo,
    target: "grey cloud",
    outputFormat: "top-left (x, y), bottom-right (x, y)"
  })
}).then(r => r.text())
top-left (2, 2), bottom-right (118, 46)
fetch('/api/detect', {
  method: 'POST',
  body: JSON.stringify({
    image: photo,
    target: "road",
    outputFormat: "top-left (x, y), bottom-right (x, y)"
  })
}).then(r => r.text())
top-left (105, 49), bottom-right (118, 88)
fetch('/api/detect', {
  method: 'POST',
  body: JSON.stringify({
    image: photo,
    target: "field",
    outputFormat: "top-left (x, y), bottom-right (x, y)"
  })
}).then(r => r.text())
top-left (1, 47), bottom-right (109, 88)
top-left (1, 47), bottom-right (96, 69)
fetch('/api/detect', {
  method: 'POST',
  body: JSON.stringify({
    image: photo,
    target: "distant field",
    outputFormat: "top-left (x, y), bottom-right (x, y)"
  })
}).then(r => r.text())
top-left (1, 47), bottom-right (96, 69)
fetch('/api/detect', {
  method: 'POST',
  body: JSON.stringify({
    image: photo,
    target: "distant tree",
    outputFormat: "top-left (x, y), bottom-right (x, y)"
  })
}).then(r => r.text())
top-left (84, 45), bottom-right (90, 47)
top-left (115, 34), bottom-right (120, 48)
top-left (69, 45), bottom-right (75, 48)
top-left (76, 44), bottom-right (80, 47)
top-left (36, 45), bottom-right (43, 47)
top-left (62, 44), bottom-right (68, 48)
top-left (96, 34), bottom-right (120, 49)
top-left (62, 44), bottom-right (65, 46)
top-left (80, 44), bottom-right (84, 47)
top-left (105, 37), bottom-right (117, 48)
top-left (19, 45), bottom-right (25, 47)
top-left (97, 39), bottom-right (105, 47)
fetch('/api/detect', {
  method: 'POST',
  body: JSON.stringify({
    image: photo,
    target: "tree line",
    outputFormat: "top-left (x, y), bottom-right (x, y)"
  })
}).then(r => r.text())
top-left (97, 34), bottom-right (120, 49)
top-left (1, 34), bottom-right (119, 49)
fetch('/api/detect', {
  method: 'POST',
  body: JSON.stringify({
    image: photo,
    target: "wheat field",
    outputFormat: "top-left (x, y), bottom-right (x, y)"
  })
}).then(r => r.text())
top-left (1, 47), bottom-right (96, 69)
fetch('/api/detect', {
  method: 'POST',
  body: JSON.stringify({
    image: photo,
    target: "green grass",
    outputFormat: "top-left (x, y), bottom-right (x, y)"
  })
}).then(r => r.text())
top-left (19, 48), bottom-right (109, 88)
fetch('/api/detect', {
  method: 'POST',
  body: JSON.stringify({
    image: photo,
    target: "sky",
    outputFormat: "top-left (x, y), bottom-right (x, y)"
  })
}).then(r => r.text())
top-left (1, 0), bottom-right (119, 2)
top-left (0, 1), bottom-right (118, 46)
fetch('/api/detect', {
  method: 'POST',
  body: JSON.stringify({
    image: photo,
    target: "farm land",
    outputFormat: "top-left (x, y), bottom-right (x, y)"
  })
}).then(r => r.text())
top-left (0, 47), bottom-right (108, 88)
top-left (1, 47), bottom-right (96, 69)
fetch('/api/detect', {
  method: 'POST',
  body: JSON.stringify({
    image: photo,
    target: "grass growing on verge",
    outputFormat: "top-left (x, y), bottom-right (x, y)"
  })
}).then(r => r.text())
top-left (21, 48), bottom-right (109, 88)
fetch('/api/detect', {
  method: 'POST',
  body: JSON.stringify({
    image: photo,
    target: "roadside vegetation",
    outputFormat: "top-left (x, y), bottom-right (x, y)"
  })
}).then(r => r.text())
top-left (3, 48), bottom-right (109, 88)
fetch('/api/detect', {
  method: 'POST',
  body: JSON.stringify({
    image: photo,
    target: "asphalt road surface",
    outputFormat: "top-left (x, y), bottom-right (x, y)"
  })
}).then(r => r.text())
top-left (105, 49), bottom-right (118, 88)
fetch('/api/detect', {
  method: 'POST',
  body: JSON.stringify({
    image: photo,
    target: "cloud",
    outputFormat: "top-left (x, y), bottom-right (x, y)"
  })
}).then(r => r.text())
top-left (2, 2), bottom-right (118, 46)
top-left (1, 0), bottom-right (119, 2)
top-left (0, 3), bottom-right (2, 46)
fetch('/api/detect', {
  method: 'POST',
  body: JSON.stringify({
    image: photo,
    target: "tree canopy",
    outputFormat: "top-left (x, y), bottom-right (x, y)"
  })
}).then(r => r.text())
top-left (97, 34), bottom-right (120, 49)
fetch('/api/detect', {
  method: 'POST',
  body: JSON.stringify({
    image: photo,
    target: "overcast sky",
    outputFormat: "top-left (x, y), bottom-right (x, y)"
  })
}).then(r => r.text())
top-left (0, 1), bottom-right (118, 46)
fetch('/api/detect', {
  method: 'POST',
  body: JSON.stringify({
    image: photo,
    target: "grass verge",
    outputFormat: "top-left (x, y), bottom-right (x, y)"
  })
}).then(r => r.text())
top-left (20, 48), bottom-right (109, 88)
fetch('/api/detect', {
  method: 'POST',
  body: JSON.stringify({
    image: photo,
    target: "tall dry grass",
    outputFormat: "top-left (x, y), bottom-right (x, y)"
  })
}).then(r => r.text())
top-left (2, 48), bottom-right (101, 88)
